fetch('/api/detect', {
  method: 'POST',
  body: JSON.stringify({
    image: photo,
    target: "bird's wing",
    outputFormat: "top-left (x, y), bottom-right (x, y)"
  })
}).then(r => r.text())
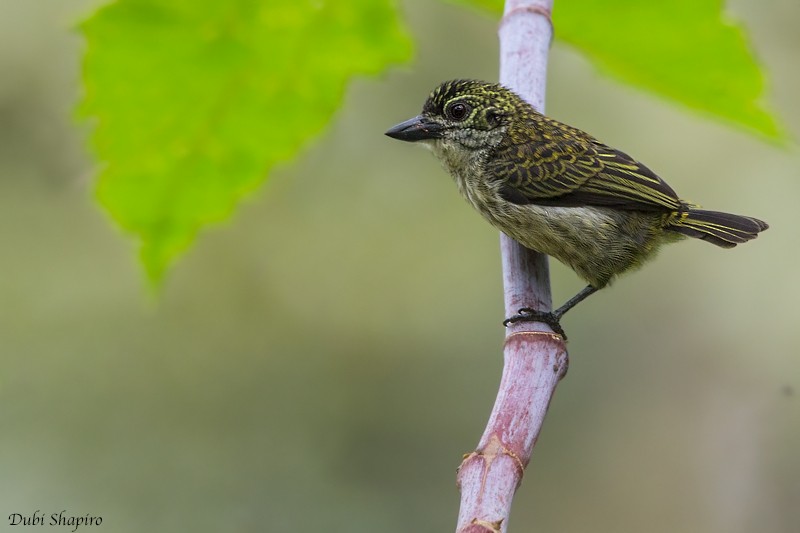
top-left (488, 133), bottom-right (682, 212)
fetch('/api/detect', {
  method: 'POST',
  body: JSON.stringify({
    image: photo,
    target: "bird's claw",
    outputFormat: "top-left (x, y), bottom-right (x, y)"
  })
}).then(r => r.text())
top-left (503, 307), bottom-right (567, 340)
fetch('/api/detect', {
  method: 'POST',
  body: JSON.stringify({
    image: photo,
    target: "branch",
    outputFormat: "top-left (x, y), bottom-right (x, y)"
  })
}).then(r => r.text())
top-left (455, 2), bottom-right (568, 532)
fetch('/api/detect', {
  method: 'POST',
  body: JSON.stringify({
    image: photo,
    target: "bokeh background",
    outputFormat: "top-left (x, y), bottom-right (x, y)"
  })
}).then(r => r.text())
top-left (2, 0), bottom-right (798, 532)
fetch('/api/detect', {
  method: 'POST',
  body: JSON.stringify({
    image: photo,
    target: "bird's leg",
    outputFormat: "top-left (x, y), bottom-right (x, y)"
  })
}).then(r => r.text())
top-left (552, 285), bottom-right (598, 320)
top-left (503, 285), bottom-right (598, 340)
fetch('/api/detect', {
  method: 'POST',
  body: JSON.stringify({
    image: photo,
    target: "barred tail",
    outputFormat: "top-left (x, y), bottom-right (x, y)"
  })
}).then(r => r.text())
top-left (667, 208), bottom-right (769, 248)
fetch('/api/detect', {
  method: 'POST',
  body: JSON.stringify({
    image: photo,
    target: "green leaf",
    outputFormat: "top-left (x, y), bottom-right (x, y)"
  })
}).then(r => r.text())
top-left (445, 0), bottom-right (785, 140)
top-left (80, 0), bottom-right (412, 283)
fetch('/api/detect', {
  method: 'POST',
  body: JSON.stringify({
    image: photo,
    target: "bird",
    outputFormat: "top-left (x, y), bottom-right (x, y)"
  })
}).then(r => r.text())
top-left (385, 79), bottom-right (768, 338)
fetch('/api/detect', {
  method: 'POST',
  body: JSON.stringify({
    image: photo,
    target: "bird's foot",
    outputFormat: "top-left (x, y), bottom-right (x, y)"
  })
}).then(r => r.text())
top-left (503, 308), bottom-right (567, 340)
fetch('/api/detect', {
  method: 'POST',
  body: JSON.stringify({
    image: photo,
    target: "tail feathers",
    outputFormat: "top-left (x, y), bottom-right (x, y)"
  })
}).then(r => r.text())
top-left (668, 209), bottom-right (768, 248)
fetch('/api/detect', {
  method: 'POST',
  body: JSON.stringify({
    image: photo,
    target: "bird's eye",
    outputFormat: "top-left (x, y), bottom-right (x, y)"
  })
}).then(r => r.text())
top-left (446, 102), bottom-right (471, 121)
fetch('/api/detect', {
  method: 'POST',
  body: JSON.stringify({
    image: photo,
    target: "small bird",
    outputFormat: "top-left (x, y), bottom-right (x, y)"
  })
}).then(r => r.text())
top-left (386, 79), bottom-right (768, 337)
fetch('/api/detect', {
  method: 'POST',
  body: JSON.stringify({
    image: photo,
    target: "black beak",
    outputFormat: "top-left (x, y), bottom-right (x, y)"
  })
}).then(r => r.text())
top-left (385, 115), bottom-right (444, 142)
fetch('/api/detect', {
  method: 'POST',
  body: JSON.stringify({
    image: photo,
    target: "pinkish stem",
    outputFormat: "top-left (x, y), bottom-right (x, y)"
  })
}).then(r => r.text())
top-left (455, 2), bottom-right (568, 532)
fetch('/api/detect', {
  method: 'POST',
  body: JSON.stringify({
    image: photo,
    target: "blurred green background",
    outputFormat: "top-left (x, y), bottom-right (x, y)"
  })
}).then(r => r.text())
top-left (1, 0), bottom-right (798, 532)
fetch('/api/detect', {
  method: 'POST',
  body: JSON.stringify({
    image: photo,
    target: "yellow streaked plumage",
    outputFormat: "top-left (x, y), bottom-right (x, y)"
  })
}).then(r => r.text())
top-left (386, 80), bottom-right (768, 334)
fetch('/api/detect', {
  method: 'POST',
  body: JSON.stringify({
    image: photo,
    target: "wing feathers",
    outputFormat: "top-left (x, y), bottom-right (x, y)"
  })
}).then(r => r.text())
top-left (489, 126), bottom-right (682, 212)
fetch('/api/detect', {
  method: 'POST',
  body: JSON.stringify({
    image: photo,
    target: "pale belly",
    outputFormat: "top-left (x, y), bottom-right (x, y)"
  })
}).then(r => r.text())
top-left (471, 195), bottom-right (675, 288)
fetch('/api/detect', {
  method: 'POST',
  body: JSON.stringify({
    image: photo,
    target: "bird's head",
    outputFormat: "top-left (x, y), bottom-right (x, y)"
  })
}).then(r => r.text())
top-left (385, 80), bottom-right (523, 152)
